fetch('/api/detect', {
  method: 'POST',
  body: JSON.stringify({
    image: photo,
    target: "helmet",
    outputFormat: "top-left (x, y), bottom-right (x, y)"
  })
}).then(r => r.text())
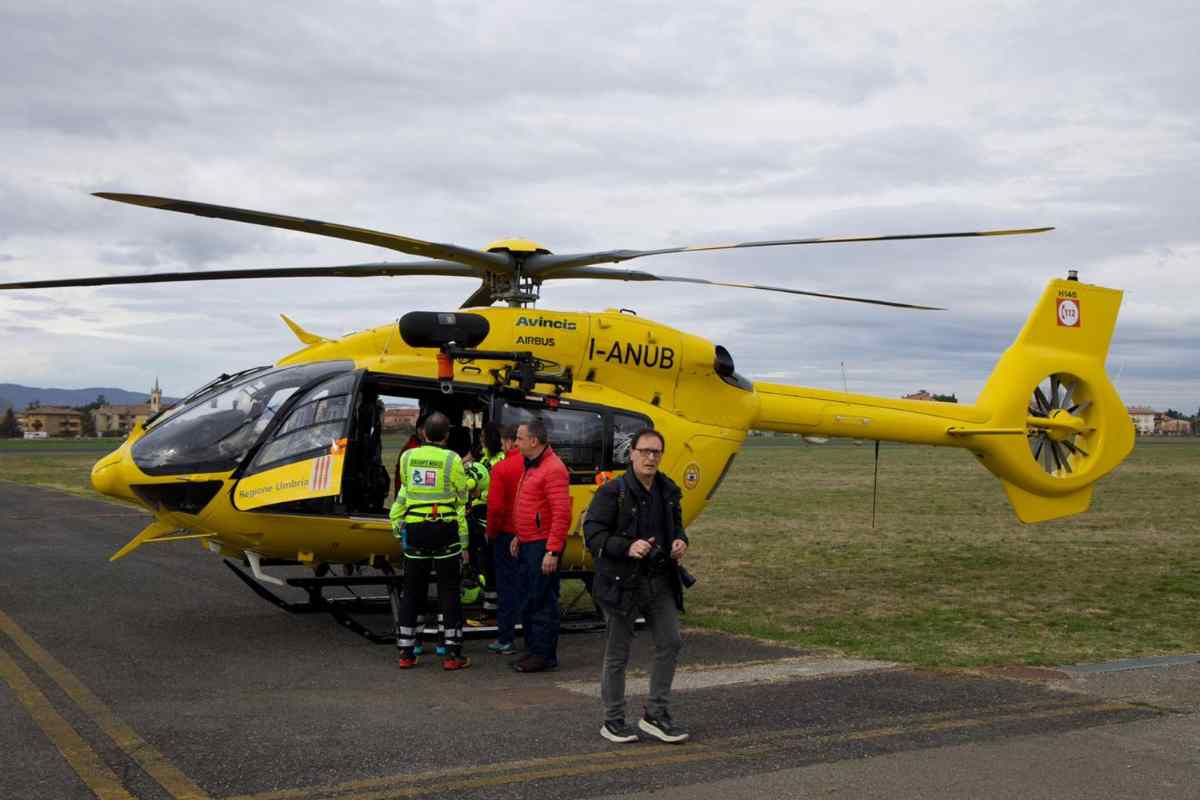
top-left (460, 565), bottom-right (484, 605)
top-left (464, 460), bottom-right (489, 498)
top-left (465, 460), bottom-right (488, 484)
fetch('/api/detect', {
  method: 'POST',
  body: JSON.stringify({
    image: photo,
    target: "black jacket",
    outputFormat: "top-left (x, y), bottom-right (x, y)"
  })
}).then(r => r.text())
top-left (584, 470), bottom-right (689, 612)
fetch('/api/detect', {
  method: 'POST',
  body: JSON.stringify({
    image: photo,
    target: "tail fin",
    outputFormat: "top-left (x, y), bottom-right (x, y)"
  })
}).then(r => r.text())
top-left (966, 278), bottom-right (1134, 522)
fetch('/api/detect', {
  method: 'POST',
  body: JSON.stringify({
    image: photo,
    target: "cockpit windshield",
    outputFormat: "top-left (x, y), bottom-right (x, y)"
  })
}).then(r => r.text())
top-left (132, 361), bottom-right (354, 476)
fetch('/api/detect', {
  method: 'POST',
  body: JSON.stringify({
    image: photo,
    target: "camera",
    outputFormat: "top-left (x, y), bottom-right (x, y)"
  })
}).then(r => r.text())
top-left (678, 564), bottom-right (698, 589)
top-left (644, 541), bottom-right (698, 589)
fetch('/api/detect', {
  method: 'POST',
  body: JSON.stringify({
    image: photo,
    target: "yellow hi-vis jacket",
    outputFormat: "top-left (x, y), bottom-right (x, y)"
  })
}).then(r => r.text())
top-left (389, 444), bottom-right (471, 550)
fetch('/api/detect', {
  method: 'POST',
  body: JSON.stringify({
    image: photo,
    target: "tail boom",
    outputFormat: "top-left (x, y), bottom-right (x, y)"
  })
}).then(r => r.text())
top-left (750, 277), bottom-right (1133, 523)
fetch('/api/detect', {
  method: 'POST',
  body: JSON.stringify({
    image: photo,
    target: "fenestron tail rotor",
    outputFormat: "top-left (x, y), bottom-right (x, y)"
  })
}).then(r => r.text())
top-left (1026, 372), bottom-right (1095, 477)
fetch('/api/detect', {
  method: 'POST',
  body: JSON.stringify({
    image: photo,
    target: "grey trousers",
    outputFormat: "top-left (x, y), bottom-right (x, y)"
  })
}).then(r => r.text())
top-left (600, 572), bottom-right (683, 723)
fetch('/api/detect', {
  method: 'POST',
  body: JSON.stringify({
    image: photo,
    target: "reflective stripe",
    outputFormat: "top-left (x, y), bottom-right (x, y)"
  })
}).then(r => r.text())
top-left (398, 626), bottom-right (417, 636)
top-left (397, 638), bottom-right (417, 647)
top-left (403, 544), bottom-right (463, 560)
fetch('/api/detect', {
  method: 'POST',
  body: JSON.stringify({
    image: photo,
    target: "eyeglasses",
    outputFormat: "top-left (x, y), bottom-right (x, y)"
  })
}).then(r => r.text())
top-left (632, 448), bottom-right (663, 458)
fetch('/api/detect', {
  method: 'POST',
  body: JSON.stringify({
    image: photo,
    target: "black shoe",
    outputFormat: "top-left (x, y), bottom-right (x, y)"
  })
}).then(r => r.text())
top-left (600, 719), bottom-right (639, 743)
top-left (639, 712), bottom-right (689, 743)
top-left (512, 654), bottom-right (559, 673)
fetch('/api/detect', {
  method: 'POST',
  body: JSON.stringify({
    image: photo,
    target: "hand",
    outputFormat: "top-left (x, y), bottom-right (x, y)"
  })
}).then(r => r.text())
top-left (671, 539), bottom-right (688, 561)
top-left (510, 537), bottom-right (519, 558)
top-left (627, 539), bottom-right (652, 559)
top-left (541, 553), bottom-right (559, 575)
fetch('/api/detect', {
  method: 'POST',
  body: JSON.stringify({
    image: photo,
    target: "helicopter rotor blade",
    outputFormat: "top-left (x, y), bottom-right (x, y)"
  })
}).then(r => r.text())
top-left (460, 281), bottom-right (495, 308)
top-left (526, 226), bottom-right (1054, 275)
top-left (94, 193), bottom-right (512, 273)
top-left (0, 260), bottom-right (482, 291)
top-left (541, 266), bottom-right (944, 310)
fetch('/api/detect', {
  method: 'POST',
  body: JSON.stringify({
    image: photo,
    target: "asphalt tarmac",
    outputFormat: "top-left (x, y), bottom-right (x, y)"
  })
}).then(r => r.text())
top-left (1, 481), bottom-right (1195, 799)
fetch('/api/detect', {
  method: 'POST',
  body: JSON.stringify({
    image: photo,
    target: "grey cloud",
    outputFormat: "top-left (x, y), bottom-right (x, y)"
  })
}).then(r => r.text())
top-left (96, 225), bottom-right (272, 269)
top-left (2, 3), bottom-right (901, 144)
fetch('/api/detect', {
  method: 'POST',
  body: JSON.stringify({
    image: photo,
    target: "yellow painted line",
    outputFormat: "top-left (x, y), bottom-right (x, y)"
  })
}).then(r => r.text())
top-left (394, 702), bottom-right (1137, 800)
top-left (0, 608), bottom-right (211, 800)
top-left (0, 648), bottom-right (136, 800)
top-left (338, 750), bottom-right (716, 800)
top-left (237, 698), bottom-right (1138, 800)
top-left (226, 742), bottom-right (704, 800)
top-left (320, 701), bottom-right (1136, 800)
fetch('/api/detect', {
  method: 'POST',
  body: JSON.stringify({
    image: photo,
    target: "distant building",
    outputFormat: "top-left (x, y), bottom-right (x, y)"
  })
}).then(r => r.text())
top-left (1157, 417), bottom-right (1193, 436)
top-left (1127, 406), bottom-right (1156, 435)
top-left (93, 379), bottom-right (168, 437)
top-left (903, 390), bottom-right (935, 401)
top-left (18, 406), bottom-right (83, 437)
top-left (382, 407), bottom-right (419, 432)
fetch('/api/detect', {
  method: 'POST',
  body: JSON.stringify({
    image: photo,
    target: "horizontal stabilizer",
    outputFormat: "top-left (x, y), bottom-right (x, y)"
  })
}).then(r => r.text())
top-left (110, 520), bottom-right (177, 562)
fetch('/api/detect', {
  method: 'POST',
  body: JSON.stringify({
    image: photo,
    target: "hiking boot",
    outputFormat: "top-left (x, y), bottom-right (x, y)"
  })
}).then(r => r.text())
top-left (600, 719), bottom-right (639, 743)
top-left (412, 644), bottom-right (424, 656)
top-left (397, 649), bottom-right (417, 669)
top-left (639, 712), bottom-right (689, 743)
top-left (512, 654), bottom-right (558, 673)
top-left (442, 655), bottom-right (471, 671)
top-left (487, 640), bottom-right (516, 655)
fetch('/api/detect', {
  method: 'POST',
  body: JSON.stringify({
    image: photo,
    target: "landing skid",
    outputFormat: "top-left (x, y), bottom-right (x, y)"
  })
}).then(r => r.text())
top-left (224, 559), bottom-right (399, 642)
top-left (224, 560), bottom-right (608, 644)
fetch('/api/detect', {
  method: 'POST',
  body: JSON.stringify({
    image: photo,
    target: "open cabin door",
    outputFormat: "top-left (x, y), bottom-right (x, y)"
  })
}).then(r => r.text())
top-left (233, 370), bottom-right (364, 511)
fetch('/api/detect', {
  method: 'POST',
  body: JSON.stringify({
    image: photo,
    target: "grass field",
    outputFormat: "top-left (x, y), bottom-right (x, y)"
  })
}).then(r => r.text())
top-left (2, 435), bottom-right (1198, 667)
top-left (686, 437), bottom-right (1200, 667)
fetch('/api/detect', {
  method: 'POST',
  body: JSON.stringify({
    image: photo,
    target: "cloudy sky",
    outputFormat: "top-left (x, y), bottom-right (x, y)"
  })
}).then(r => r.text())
top-left (2, 2), bottom-right (1196, 413)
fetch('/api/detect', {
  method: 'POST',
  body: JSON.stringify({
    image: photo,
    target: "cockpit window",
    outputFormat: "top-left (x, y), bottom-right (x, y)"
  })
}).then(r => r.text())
top-left (498, 401), bottom-right (605, 479)
top-left (612, 411), bottom-right (652, 466)
top-left (131, 361), bottom-right (353, 476)
top-left (245, 372), bottom-right (357, 474)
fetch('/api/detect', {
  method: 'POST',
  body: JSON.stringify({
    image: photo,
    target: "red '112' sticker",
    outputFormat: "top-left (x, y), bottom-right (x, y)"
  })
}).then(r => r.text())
top-left (1056, 298), bottom-right (1081, 327)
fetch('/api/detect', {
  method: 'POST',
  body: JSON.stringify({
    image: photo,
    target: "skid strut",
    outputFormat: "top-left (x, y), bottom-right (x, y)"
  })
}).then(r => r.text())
top-left (225, 561), bottom-right (610, 644)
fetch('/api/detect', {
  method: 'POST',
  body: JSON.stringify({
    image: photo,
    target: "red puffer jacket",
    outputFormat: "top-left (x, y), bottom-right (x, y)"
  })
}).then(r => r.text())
top-left (512, 446), bottom-right (572, 554)
top-left (485, 447), bottom-right (523, 540)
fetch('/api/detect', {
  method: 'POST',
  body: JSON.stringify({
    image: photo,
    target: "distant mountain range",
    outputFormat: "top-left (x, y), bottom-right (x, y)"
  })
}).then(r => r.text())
top-left (0, 384), bottom-right (180, 412)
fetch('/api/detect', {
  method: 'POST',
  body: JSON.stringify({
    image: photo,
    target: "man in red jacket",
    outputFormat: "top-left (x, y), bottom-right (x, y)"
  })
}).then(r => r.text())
top-left (510, 418), bottom-right (572, 672)
top-left (484, 424), bottom-right (523, 654)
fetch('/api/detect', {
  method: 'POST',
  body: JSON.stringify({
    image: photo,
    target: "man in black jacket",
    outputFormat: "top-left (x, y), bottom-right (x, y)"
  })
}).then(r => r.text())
top-left (583, 428), bottom-right (689, 744)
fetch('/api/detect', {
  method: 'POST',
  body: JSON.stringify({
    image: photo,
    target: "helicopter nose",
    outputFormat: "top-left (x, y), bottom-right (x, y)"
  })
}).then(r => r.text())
top-left (91, 448), bottom-right (142, 506)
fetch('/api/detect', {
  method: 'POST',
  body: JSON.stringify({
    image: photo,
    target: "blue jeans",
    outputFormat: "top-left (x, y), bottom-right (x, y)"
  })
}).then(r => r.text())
top-left (517, 539), bottom-right (560, 661)
top-left (492, 533), bottom-right (521, 645)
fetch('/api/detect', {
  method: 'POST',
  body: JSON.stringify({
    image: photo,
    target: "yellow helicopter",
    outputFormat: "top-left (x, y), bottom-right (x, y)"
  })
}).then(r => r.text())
top-left (0, 193), bottom-right (1134, 639)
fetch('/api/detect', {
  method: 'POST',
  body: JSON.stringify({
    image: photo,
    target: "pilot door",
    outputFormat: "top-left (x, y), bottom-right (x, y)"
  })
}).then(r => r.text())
top-left (232, 370), bottom-right (364, 512)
